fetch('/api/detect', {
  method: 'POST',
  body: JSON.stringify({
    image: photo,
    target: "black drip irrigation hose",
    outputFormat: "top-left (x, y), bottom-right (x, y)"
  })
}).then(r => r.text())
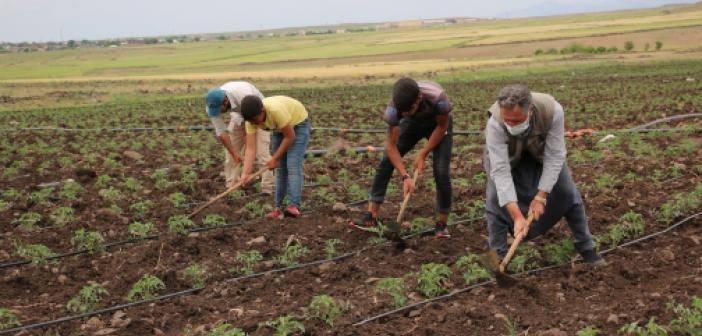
top-left (0, 216), bottom-right (483, 334)
top-left (0, 220), bottom-right (251, 270)
top-left (352, 212), bottom-right (702, 326)
top-left (0, 288), bottom-right (203, 335)
top-left (0, 195), bottom-right (375, 270)
top-left (628, 113), bottom-right (702, 131)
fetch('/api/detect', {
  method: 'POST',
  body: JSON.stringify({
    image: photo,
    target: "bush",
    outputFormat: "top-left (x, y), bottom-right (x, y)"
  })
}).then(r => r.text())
top-left (624, 40), bottom-right (635, 51)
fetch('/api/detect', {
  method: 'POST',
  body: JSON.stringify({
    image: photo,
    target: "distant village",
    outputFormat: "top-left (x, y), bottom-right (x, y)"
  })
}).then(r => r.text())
top-left (0, 17), bottom-right (480, 53)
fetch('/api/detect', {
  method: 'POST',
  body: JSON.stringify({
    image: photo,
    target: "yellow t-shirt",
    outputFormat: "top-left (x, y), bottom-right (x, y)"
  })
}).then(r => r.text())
top-left (245, 96), bottom-right (308, 134)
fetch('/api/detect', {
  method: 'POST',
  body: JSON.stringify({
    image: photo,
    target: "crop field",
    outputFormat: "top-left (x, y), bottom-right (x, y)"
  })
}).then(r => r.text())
top-left (0, 59), bottom-right (700, 335)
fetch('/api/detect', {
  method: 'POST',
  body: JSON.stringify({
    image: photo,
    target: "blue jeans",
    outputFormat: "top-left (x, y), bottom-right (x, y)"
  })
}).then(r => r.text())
top-left (369, 117), bottom-right (453, 213)
top-left (271, 119), bottom-right (311, 209)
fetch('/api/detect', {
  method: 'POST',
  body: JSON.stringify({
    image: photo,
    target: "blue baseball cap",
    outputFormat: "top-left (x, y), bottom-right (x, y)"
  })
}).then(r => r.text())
top-left (205, 89), bottom-right (226, 117)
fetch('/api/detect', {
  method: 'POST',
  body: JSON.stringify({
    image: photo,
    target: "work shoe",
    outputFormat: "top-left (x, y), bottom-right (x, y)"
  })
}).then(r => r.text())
top-left (434, 221), bottom-right (451, 238)
top-left (580, 249), bottom-right (606, 266)
top-left (266, 208), bottom-right (283, 219)
top-left (350, 212), bottom-right (379, 231)
top-left (284, 205), bottom-right (302, 218)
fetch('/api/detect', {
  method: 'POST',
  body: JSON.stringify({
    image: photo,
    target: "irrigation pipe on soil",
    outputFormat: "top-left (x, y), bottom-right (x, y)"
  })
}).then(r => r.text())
top-left (352, 211), bottom-right (702, 326)
top-left (0, 217), bottom-right (481, 334)
top-left (0, 195), bottom-right (377, 269)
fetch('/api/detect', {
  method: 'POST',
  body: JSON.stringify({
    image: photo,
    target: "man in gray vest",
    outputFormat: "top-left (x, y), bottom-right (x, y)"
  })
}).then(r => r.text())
top-left (484, 85), bottom-right (604, 265)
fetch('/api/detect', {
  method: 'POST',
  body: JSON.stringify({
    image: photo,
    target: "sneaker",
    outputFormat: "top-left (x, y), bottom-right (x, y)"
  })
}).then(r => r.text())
top-left (434, 222), bottom-right (451, 238)
top-left (580, 249), bottom-right (606, 266)
top-left (350, 212), bottom-right (379, 231)
top-left (266, 208), bottom-right (283, 219)
top-left (284, 205), bottom-right (302, 218)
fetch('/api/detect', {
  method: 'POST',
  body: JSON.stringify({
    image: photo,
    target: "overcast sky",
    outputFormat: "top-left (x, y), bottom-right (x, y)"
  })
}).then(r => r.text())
top-left (0, 0), bottom-right (697, 42)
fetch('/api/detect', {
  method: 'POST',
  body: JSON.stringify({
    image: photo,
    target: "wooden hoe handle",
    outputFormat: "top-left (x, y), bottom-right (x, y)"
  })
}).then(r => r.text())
top-left (189, 168), bottom-right (267, 218)
top-left (396, 170), bottom-right (421, 224)
top-left (499, 214), bottom-right (535, 273)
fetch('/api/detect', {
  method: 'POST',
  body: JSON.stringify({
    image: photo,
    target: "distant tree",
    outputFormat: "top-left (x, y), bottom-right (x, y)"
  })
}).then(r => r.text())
top-left (193, 37), bottom-right (201, 42)
top-left (655, 41), bottom-right (663, 51)
top-left (67, 40), bottom-right (77, 48)
top-left (534, 49), bottom-right (543, 55)
top-left (624, 41), bottom-right (634, 51)
top-left (144, 38), bottom-right (158, 44)
top-left (644, 42), bottom-right (650, 51)
top-left (217, 35), bottom-right (228, 40)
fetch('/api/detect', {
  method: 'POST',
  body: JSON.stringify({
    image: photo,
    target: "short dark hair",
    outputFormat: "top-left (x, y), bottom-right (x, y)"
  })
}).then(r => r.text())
top-left (241, 95), bottom-right (264, 121)
top-left (497, 85), bottom-right (532, 113)
top-left (392, 77), bottom-right (420, 113)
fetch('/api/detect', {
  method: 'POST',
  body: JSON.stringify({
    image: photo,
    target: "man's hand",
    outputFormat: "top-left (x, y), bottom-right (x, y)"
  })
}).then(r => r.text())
top-left (240, 173), bottom-right (251, 186)
top-left (402, 176), bottom-right (415, 196)
top-left (266, 158), bottom-right (279, 171)
top-left (528, 198), bottom-right (545, 220)
top-left (230, 154), bottom-right (242, 166)
top-left (413, 154), bottom-right (427, 173)
top-left (514, 216), bottom-right (530, 238)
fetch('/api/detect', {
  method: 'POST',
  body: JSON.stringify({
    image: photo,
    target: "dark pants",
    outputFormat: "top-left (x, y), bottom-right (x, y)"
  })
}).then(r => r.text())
top-left (369, 117), bottom-right (453, 213)
top-left (485, 151), bottom-right (594, 258)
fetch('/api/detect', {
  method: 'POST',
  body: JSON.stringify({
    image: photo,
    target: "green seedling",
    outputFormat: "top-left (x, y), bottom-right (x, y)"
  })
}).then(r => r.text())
top-left (577, 326), bottom-right (600, 336)
top-left (128, 221), bottom-right (156, 238)
top-left (307, 294), bottom-right (347, 327)
top-left (183, 264), bottom-right (208, 289)
top-left (180, 168), bottom-right (198, 192)
top-left (275, 244), bottom-right (310, 267)
top-left (98, 187), bottom-right (122, 202)
top-left (667, 296), bottom-right (702, 335)
top-left (167, 215), bottom-right (194, 235)
top-left (12, 212), bottom-right (42, 231)
top-left (203, 214), bottom-right (226, 227)
top-left (324, 239), bottom-right (342, 259)
top-left (375, 277), bottom-right (407, 308)
top-left (123, 177), bottom-right (143, 192)
top-left (454, 254), bottom-right (491, 284)
top-left (544, 238), bottom-right (575, 264)
top-left (168, 192), bottom-right (188, 209)
top-left (51, 207), bottom-right (74, 227)
top-left (127, 274), bottom-right (165, 302)
top-left (0, 308), bottom-right (21, 329)
top-left (71, 229), bottom-right (105, 254)
top-left (619, 318), bottom-right (669, 336)
top-left (129, 200), bottom-right (153, 218)
top-left (258, 315), bottom-right (305, 336)
top-left (95, 175), bottom-right (113, 188)
top-left (416, 263), bottom-right (452, 298)
top-left (230, 250), bottom-right (263, 275)
top-left (207, 323), bottom-right (246, 336)
top-left (59, 181), bottom-right (84, 200)
top-left (507, 245), bottom-right (541, 273)
top-left (66, 284), bottom-right (109, 313)
top-left (13, 242), bottom-right (55, 265)
top-left (29, 187), bottom-right (53, 204)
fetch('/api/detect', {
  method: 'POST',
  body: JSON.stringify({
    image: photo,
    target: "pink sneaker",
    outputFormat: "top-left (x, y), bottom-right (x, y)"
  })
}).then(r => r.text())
top-left (284, 205), bottom-right (302, 218)
top-left (266, 208), bottom-right (283, 219)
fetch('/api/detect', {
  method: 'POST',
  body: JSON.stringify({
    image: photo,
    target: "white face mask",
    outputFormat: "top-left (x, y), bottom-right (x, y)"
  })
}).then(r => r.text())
top-left (505, 118), bottom-right (530, 136)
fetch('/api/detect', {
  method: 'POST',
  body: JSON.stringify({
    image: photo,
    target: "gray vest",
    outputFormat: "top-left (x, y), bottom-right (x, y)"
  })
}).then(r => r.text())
top-left (487, 92), bottom-right (556, 168)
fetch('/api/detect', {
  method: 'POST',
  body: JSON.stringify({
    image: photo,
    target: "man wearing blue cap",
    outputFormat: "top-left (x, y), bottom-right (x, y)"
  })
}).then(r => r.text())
top-left (206, 81), bottom-right (274, 193)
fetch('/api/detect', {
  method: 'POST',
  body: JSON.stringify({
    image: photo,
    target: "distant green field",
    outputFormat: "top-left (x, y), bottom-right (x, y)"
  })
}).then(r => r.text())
top-left (1, 2), bottom-right (701, 81)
